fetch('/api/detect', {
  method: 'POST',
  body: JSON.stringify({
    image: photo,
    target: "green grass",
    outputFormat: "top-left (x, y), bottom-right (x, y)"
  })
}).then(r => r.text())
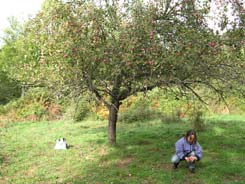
top-left (0, 115), bottom-right (245, 184)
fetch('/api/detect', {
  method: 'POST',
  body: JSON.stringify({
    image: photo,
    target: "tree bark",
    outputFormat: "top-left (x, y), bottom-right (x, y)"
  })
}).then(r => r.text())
top-left (108, 100), bottom-right (120, 145)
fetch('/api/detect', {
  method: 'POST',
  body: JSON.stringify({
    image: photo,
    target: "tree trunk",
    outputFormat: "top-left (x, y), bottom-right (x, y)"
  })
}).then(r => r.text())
top-left (108, 101), bottom-right (120, 145)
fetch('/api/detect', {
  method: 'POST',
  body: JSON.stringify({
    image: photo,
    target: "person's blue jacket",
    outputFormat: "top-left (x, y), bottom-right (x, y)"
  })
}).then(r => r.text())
top-left (175, 137), bottom-right (203, 160)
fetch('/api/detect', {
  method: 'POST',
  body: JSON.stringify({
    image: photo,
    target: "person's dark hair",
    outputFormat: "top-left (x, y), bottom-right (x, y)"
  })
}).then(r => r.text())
top-left (185, 129), bottom-right (197, 143)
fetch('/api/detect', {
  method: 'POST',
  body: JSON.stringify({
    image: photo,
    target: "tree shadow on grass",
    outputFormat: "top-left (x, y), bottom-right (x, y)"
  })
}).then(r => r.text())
top-left (62, 124), bottom-right (191, 183)
top-left (62, 118), bottom-right (245, 183)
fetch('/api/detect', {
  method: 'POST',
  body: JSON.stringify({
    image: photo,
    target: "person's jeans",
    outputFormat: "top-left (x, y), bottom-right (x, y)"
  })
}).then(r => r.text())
top-left (171, 151), bottom-right (197, 168)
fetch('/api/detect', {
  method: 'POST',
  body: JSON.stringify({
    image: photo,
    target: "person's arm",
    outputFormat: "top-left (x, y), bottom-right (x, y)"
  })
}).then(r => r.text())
top-left (175, 139), bottom-right (185, 160)
top-left (195, 142), bottom-right (203, 160)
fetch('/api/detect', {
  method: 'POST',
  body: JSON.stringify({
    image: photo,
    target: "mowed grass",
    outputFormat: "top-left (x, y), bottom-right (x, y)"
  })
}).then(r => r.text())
top-left (0, 115), bottom-right (245, 184)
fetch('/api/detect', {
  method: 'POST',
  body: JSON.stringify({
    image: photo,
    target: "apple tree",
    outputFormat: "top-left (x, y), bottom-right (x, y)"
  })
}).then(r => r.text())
top-left (5, 0), bottom-right (244, 144)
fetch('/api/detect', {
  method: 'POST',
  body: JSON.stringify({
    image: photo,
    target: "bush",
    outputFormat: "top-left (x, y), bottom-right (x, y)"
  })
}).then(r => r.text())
top-left (160, 111), bottom-right (183, 123)
top-left (0, 71), bottom-right (21, 105)
top-left (0, 105), bottom-right (7, 115)
top-left (119, 97), bottom-right (163, 123)
top-left (64, 95), bottom-right (92, 122)
top-left (74, 98), bottom-right (91, 122)
top-left (190, 111), bottom-right (206, 131)
top-left (0, 87), bottom-right (61, 122)
top-left (17, 102), bottom-right (47, 120)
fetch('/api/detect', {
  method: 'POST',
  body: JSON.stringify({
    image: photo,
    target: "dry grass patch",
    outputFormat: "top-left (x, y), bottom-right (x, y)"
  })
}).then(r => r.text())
top-left (116, 155), bottom-right (134, 168)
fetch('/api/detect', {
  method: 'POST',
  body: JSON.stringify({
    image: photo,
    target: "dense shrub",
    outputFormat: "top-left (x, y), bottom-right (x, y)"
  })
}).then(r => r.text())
top-left (0, 71), bottom-right (21, 105)
top-left (17, 102), bottom-right (47, 120)
top-left (73, 98), bottom-right (91, 121)
top-left (0, 87), bottom-right (61, 122)
top-left (64, 95), bottom-right (94, 122)
top-left (159, 111), bottom-right (183, 123)
top-left (119, 97), bottom-right (163, 123)
top-left (1, 87), bottom-right (244, 123)
top-left (190, 111), bottom-right (206, 131)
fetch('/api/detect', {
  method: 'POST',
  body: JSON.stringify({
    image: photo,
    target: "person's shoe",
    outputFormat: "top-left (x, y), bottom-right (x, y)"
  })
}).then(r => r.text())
top-left (189, 167), bottom-right (195, 173)
top-left (173, 163), bottom-right (179, 169)
top-left (188, 163), bottom-right (195, 173)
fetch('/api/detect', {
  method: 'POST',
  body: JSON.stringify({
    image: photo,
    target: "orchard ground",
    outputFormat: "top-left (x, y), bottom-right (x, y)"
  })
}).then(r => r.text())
top-left (0, 115), bottom-right (244, 184)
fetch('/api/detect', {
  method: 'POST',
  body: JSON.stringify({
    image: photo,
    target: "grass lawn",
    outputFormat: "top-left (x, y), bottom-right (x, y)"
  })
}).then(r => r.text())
top-left (0, 115), bottom-right (244, 184)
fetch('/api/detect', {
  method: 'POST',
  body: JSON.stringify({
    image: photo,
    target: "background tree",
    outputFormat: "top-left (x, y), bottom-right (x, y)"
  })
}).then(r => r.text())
top-left (0, 17), bottom-right (22, 103)
top-left (0, 68), bottom-right (21, 105)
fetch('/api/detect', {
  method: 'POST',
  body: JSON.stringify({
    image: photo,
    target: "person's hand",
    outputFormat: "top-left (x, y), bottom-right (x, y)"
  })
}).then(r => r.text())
top-left (189, 156), bottom-right (197, 162)
top-left (185, 156), bottom-right (197, 162)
